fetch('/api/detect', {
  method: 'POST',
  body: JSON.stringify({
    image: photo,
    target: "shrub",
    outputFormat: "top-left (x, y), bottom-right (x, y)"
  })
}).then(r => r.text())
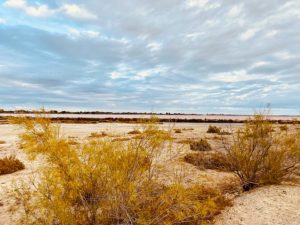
top-left (0, 140), bottom-right (6, 144)
top-left (128, 129), bottom-right (141, 135)
top-left (184, 152), bottom-right (231, 171)
top-left (207, 125), bottom-right (221, 134)
top-left (13, 116), bottom-right (228, 225)
top-left (0, 156), bottom-right (25, 175)
top-left (174, 129), bottom-right (182, 133)
top-left (190, 139), bottom-right (212, 151)
top-left (224, 114), bottom-right (300, 191)
top-left (182, 128), bottom-right (194, 131)
top-left (89, 131), bottom-right (107, 138)
top-left (279, 125), bottom-right (288, 132)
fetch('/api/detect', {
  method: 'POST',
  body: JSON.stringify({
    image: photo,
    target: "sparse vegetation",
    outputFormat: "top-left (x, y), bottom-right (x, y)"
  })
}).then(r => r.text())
top-left (174, 128), bottom-right (182, 133)
top-left (190, 139), bottom-right (212, 151)
top-left (279, 125), bottom-right (288, 132)
top-left (184, 152), bottom-right (231, 171)
top-left (182, 128), bottom-right (194, 131)
top-left (207, 125), bottom-right (221, 134)
top-left (89, 131), bottom-right (107, 138)
top-left (224, 114), bottom-right (300, 191)
top-left (0, 155), bottom-right (25, 175)
top-left (177, 138), bottom-right (194, 144)
top-left (13, 116), bottom-right (230, 225)
top-left (128, 129), bottom-right (141, 135)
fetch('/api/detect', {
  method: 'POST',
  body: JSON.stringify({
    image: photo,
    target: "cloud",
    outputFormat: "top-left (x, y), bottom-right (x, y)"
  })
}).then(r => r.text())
top-left (240, 28), bottom-right (259, 41)
top-left (147, 42), bottom-right (162, 52)
top-left (1, 0), bottom-right (300, 114)
top-left (61, 4), bottom-right (97, 20)
top-left (0, 17), bottom-right (6, 24)
top-left (4, 1), bottom-right (97, 20)
top-left (4, 0), bottom-right (54, 17)
top-left (132, 66), bottom-right (168, 80)
top-left (227, 4), bottom-right (243, 17)
top-left (68, 28), bottom-right (100, 39)
top-left (186, 0), bottom-right (208, 8)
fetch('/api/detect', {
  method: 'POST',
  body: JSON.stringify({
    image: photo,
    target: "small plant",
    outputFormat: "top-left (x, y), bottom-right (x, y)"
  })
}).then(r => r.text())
top-left (279, 125), bottom-right (288, 132)
top-left (190, 139), bottom-right (212, 151)
top-left (112, 137), bottom-right (130, 142)
top-left (182, 128), bottom-right (194, 131)
top-left (128, 129), bottom-right (141, 135)
top-left (184, 152), bottom-right (231, 171)
top-left (89, 131), bottom-right (107, 138)
top-left (207, 125), bottom-right (221, 134)
top-left (174, 129), bottom-right (182, 133)
top-left (0, 155), bottom-right (25, 175)
top-left (177, 138), bottom-right (194, 144)
top-left (67, 138), bottom-right (79, 145)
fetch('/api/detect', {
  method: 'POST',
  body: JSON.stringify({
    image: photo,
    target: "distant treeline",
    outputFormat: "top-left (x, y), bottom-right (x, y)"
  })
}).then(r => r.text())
top-left (0, 109), bottom-right (201, 115)
top-left (1, 116), bottom-right (299, 125)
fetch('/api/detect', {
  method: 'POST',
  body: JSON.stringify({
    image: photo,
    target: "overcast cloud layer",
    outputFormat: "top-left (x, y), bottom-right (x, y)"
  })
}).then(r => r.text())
top-left (0, 0), bottom-right (300, 114)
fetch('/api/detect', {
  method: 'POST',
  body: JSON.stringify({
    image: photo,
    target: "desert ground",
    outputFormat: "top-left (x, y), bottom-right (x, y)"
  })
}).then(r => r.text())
top-left (0, 122), bottom-right (299, 225)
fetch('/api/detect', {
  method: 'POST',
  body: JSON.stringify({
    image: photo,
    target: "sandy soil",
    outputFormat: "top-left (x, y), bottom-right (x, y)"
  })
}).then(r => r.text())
top-left (215, 185), bottom-right (300, 225)
top-left (0, 122), bottom-right (299, 225)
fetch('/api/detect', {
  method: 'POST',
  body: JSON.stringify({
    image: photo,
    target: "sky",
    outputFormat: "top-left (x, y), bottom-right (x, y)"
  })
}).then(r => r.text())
top-left (0, 0), bottom-right (300, 114)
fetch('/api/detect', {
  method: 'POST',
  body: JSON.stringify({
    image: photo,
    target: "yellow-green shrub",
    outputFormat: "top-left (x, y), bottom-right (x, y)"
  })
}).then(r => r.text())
top-left (14, 116), bottom-right (229, 225)
top-left (225, 114), bottom-right (300, 191)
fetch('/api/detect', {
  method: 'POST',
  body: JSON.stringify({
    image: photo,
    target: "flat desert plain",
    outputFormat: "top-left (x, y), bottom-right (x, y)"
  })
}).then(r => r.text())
top-left (0, 122), bottom-right (299, 225)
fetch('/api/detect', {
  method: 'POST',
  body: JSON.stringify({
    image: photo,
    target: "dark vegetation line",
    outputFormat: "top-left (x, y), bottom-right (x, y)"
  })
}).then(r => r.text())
top-left (1, 116), bottom-right (299, 124)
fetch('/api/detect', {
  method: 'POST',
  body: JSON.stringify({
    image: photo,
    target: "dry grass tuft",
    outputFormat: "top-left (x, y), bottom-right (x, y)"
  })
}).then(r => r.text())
top-left (112, 137), bottom-right (130, 142)
top-left (279, 125), bottom-right (288, 131)
top-left (0, 156), bottom-right (25, 175)
top-left (177, 138), bottom-right (194, 144)
top-left (190, 139), bottom-right (212, 151)
top-left (89, 131), bottom-right (108, 138)
top-left (128, 129), bottom-right (141, 135)
top-left (174, 128), bottom-right (182, 133)
top-left (207, 125), bottom-right (221, 134)
top-left (0, 140), bottom-right (6, 144)
top-left (184, 152), bottom-right (231, 172)
top-left (182, 128), bottom-right (194, 131)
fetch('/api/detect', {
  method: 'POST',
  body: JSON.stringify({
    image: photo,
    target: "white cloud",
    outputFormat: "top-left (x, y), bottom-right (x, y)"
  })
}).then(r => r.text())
top-left (274, 51), bottom-right (296, 60)
top-left (61, 4), bottom-right (97, 20)
top-left (210, 70), bottom-right (277, 83)
top-left (227, 4), bottom-right (243, 17)
top-left (265, 30), bottom-right (278, 38)
top-left (147, 42), bottom-right (162, 52)
top-left (250, 61), bottom-right (269, 69)
top-left (0, 17), bottom-right (6, 24)
top-left (240, 28), bottom-right (258, 41)
top-left (4, 1), bottom-right (97, 20)
top-left (186, 0), bottom-right (208, 8)
top-left (132, 66), bottom-right (168, 80)
top-left (4, 0), bottom-right (54, 17)
top-left (186, 0), bottom-right (220, 10)
top-left (110, 71), bottom-right (122, 79)
top-left (68, 28), bottom-right (100, 39)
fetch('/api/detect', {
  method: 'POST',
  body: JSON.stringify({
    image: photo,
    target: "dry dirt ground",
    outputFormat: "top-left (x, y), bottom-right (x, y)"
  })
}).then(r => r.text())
top-left (0, 123), bottom-right (299, 225)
